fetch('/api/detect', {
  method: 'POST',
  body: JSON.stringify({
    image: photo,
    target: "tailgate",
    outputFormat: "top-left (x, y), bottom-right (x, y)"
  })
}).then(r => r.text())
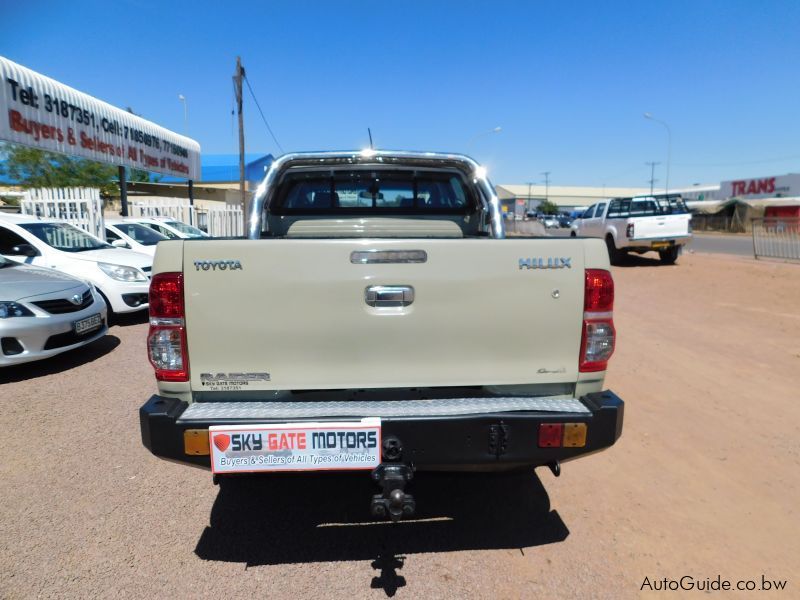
top-left (182, 238), bottom-right (589, 391)
top-left (631, 214), bottom-right (691, 240)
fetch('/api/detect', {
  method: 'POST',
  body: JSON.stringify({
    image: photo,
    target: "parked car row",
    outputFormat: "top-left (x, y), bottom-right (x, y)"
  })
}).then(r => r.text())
top-left (0, 213), bottom-right (208, 367)
top-left (525, 211), bottom-right (573, 229)
top-left (131, 217), bottom-right (210, 240)
top-left (0, 213), bottom-right (151, 315)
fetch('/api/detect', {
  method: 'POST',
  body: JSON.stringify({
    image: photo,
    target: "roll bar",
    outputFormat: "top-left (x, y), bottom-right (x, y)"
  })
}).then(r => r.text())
top-left (246, 150), bottom-right (505, 239)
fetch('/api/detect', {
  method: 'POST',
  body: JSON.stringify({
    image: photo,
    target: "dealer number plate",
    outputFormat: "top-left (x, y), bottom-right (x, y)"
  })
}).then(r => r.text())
top-left (73, 313), bottom-right (102, 335)
top-left (209, 418), bottom-right (382, 474)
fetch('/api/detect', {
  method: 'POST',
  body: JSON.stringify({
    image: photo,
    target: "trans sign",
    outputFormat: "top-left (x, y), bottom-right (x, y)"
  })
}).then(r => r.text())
top-left (721, 174), bottom-right (800, 199)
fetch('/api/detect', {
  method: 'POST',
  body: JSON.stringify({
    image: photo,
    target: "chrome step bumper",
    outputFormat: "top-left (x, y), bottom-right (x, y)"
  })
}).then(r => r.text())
top-left (140, 391), bottom-right (623, 471)
top-left (177, 396), bottom-right (591, 422)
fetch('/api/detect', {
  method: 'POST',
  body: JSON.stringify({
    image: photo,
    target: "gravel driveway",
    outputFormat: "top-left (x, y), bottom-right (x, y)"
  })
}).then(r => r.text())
top-left (1, 253), bottom-right (797, 598)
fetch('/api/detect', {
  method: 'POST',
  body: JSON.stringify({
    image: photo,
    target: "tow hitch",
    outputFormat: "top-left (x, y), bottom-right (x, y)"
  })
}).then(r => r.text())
top-left (370, 464), bottom-right (416, 521)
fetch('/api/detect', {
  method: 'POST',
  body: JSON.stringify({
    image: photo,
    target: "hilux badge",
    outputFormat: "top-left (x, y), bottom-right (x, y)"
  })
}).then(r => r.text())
top-left (519, 257), bottom-right (572, 269)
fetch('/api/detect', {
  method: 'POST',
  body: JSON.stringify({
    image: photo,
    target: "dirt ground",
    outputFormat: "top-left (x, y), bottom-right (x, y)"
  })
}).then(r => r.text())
top-left (1, 252), bottom-right (798, 598)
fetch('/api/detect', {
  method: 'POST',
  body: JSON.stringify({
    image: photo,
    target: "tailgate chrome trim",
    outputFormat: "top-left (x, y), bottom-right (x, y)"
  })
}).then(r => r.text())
top-left (351, 249), bottom-right (428, 264)
top-left (178, 396), bottom-right (590, 421)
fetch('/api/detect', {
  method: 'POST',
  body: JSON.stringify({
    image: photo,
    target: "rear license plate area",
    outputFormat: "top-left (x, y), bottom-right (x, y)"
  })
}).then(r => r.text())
top-left (209, 418), bottom-right (381, 474)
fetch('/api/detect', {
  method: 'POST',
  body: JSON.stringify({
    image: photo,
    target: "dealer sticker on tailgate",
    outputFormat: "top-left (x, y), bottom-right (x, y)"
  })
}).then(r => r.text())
top-left (209, 418), bottom-right (381, 474)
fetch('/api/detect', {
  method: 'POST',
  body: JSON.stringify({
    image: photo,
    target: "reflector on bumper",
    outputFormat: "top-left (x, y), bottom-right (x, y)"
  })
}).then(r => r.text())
top-left (184, 429), bottom-right (210, 455)
top-left (563, 423), bottom-right (587, 447)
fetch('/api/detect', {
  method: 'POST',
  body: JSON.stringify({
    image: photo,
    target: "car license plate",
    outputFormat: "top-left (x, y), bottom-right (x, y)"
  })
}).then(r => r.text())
top-left (209, 418), bottom-right (382, 474)
top-left (73, 313), bottom-right (102, 335)
top-left (651, 242), bottom-right (669, 250)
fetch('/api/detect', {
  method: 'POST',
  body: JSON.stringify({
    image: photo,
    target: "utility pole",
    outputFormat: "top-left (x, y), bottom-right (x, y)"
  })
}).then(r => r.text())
top-left (233, 57), bottom-right (246, 219)
top-left (646, 161), bottom-right (660, 196)
top-left (541, 171), bottom-right (551, 202)
top-left (644, 113), bottom-right (672, 196)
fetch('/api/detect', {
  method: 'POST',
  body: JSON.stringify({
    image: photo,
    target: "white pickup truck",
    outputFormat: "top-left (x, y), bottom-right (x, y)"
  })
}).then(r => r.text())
top-left (140, 151), bottom-right (624, 520)
top-left (571, 196), bottom-right (692, 264)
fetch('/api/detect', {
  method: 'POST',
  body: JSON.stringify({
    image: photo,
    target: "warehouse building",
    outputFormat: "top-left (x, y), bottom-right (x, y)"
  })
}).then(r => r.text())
top-left (496, 184), bottom-right (651, 216)
top-left (497, 172), bottom-right (800, 215)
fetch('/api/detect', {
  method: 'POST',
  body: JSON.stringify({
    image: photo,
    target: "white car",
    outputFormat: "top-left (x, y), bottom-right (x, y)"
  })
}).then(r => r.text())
top-left (104, 219), bottom-right (169, 257)
top-left (129, 217), bottom-right (210, 239)
top-left (0, 214), bottom-right (151, 314)
top-left (541, 215), bottom-right (559, 229)
top-left (0, 256), bottom-right (108, 366)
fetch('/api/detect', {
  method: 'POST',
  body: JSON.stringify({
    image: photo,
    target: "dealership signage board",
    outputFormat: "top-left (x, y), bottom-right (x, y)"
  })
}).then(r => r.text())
top-left (0, 56), bottom-right (200, 180)
top-left (720, 174), bottom-right (800, 199)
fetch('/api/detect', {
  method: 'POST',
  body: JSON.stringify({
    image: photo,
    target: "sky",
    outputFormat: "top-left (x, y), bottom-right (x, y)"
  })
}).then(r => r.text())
top-left (2, 0), bottom-right (800, 188)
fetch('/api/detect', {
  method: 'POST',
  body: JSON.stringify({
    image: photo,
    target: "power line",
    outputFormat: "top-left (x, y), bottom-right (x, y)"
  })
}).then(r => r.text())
top-left (243, 74), bottom-right (284, 154)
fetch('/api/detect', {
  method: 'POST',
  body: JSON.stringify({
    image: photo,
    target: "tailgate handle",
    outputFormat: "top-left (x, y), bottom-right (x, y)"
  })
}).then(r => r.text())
top-left (365, 285), bottom-right (414, 307)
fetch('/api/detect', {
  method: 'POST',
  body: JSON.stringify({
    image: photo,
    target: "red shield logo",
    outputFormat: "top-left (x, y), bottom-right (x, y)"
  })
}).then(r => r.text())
top-left (213, 434), bottom-right (231, 452)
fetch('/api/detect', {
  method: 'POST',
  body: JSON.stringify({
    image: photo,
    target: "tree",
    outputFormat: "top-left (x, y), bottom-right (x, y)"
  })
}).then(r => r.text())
top-left (0, 143), bottom-right (157, 197)
top-left (129, 166), bottom-right (160, 183)
top-left (537, 199), bottom-right (560, 215)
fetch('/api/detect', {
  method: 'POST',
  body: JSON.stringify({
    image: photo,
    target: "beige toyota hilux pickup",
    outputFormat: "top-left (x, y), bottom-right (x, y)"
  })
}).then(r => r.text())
top-left (140, 150), bottom-right (623, 520)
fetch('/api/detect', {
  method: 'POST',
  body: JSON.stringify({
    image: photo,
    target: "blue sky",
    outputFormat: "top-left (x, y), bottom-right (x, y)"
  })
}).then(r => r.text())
top-left (3, 0), bottom-right (799, 187)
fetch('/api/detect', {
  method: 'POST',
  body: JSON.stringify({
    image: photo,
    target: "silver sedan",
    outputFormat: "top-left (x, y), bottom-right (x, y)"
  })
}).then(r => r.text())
top-left (0, 257), bottom-right (108, 366)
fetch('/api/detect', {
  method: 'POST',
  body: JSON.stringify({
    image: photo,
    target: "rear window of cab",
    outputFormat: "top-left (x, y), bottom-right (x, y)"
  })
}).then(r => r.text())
top-left (271, 169), bottom-right (475, 215)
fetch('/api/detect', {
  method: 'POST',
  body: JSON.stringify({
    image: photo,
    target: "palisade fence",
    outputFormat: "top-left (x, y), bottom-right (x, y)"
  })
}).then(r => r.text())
top-left (129, 198), bottom-right (244, 238)
top-left (752, 218), bottom-right (800, 261)
top-left (20, 187), bottom-right (104, 239)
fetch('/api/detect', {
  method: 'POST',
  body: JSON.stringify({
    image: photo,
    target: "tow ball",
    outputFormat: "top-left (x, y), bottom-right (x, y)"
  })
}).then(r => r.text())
top-left (370, 464), bottom-right (416, 521)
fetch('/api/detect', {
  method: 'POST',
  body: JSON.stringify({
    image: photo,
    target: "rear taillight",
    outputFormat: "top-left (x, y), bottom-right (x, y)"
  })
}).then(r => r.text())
top-left (580, 269), bottom-right (615, 372)
top-left (626, 223), bottom-right (635, 238)
top-left (584, 269), bottom-right (614, 312)
top-left (148, 272), bottom-right (188, 381)
top-left (538, 422), bottom-right (587, 448)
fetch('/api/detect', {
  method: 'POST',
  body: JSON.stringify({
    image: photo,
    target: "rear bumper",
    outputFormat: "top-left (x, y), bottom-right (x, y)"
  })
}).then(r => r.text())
top-left (626, 235), bottom-right (691, 248)
top-left (140, 391), bottom-right (624, 471)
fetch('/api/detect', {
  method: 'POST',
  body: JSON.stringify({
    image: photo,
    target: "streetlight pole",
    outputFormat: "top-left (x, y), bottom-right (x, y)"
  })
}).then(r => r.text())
top-left (178, 94), bottom-right (188, 135)
top-left (644, 112), bottom-right (671, 195)
top-left (178, 94), bottom-right (193, 224)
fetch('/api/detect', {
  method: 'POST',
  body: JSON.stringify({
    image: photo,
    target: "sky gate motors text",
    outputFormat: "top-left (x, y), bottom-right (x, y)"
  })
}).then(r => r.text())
top-left (225, 431), bottom-right (378, 452)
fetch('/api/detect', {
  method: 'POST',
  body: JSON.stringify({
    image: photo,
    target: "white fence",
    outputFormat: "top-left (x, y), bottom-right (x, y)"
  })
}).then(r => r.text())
top-left (752, 218), bottom-right (800, 261)
top-left (20, 187), bottom-right (104, 238)
top-left (18, 189), bottom-right (244, 239)
top-left (129, 198), bottom-right (244, 237)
